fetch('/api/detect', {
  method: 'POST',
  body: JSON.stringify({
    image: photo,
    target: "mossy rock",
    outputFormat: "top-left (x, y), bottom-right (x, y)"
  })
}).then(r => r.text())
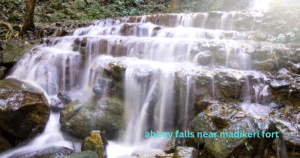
top-left (81, 130), bottom-right (106, 158)
top-left (60, 96), bottom-right (124, 139)
top-left (0, 79), bottom-right (50, 149)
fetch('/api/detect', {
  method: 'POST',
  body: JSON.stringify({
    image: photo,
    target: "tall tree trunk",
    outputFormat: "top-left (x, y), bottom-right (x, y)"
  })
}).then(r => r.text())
top-left (21, 0), bottom-right (36, 36)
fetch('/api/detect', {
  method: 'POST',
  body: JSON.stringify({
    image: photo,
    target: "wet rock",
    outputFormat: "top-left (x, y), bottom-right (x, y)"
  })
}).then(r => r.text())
top-left (252, 47), bottom-right (272, 61)
top-left (63, 150), bottom-right (98, 158)
top-left (0, 79), bottom-right (50, 147)
top-left (174, 146), bottom-right (197, 158)
top-left (74, 38), bottom-right (80, 45)
top-left (103, 63), bottom-right (126, 82)
top-left (164, 135), bottom-right (176, 153)
top-left (59, 29), bottom-right (68, 37)
top-left (131, 149), bottom-right (164, 157)
top-left (291, 62), bottom-right (300, 74)
top-left (60, 96), bottom-right (124, 139)
top-left (196, 51), bottom-right (212, 65)
top-left (0, 137), bottom-right (10, 153)
top-left (186, 112), bottom-right (218, 148)
top-left (50, 98), bottom-right (65, 112)
top-left (253, 59), bottom-right (276, 71)
top-left (92, 86), bottom-right (104, 97)
top-left (81, 37), bottom-right (87, 47)
top-left (93, 78), bottom-right (110, 97)
top-left (82, 130), bottom-right (108, 158)
top-left (205, 118), bottom-right (277, 158)
top-left (152, 26), bottom-right (161, 36)
top-left (8, 146), bottom-right (74, 158)
top-left (0, 66), bottom-right (6, 79)
top-left (271, 114), bottom-right (300, 152)
top-left (57, 92), bottom-right (72, 105)
top-left (213, 48), bottom-right (227, 65)
top-left (269, 80), bottom-right (290, 90)
top-left (120, 24), bottom-right (134, 36)
top-left (268, 102), bottom-right (284, 109)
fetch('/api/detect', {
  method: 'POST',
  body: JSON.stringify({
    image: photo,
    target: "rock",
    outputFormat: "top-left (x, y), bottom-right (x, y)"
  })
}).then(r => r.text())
top-left (59, 29), bottom-right (68, 37)
top-left (271, 114), bottom-right (300, 152)
top-left (81, 37), bottom-right (87, 47)
top-left (74, 38), bottom-right (80, 45)
top-left (120, 24), bottom-right (134, 36)
top-left (92, 86), bottom-right (104, 97)
top-left (131, 149), bottom-right (164, 157)
top-left (164, 135), bottom-right (176, 153)
top-left (0, 79), bottom-right (50, 147)
top-left (186, 112), bottom-right (218, 148)
top-left (56, 22), bottom-right (62, 27)
top-left (205, 118), bottom-right (277, 158)
top-left (253, 59), bottom-right (276, 71)
top-left (8, 146), bottom-right (74, 158)
top-left (214, 48), bottom-right (227, 65)
top-left (174, 146), bottom-right (198, 158)
top-left (92, 78), bottom-right (110, 97)
top-left (57, 92), bottom-right (72, 105)
top-left (62, 150), bottom-right (98, 158)
top-left (82, 130), bottom-right (108, 158)
top-left (60, 96), bottom-right (124, 139)
top-left (0, 66), bottom-right (6, 79)
top-left (269, 80), bottom-right (290, 90)
top-left (291, 63), bottom-right (300, 74)
top-left (196, 51), bottom-right (212, 65)
top-left (268, 102), bottom-right (284, 109)
top-left (0, 137), bottom-right (10, 153)
top-left (50, 98), bottom-right (65, 112)
top-left (1, 43), bottom-right (31, 65)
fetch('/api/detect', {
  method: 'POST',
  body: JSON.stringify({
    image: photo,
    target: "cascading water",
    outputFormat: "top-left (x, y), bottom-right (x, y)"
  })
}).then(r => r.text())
top-left (1, 8), bottom-right (281, 158)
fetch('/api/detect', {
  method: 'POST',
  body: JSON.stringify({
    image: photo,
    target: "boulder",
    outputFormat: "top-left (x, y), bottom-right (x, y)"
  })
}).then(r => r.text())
top-left (60, 96), bottom-right (124, 139)
top-left (269, 80), bottom-right (290, 90)
top-left (271, 114), bottom-right (300, 152)
top-left (185, 112), bottom-right (218, 148)
top-left (8, 146), bottom-right (74, 158)
top-left (205, 117), bottom-right (277, 158)
top-left (82, 130), bottom-right (108, 158)
top-left (0, 79), bottom-right (50, 148)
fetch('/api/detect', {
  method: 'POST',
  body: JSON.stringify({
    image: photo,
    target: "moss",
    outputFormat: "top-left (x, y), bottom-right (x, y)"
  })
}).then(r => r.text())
top-left (1, 40), bottom-right (34, 65)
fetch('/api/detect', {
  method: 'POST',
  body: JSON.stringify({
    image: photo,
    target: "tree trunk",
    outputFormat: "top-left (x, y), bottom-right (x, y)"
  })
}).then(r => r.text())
top-left (21, 0), bottom-right (36, 36)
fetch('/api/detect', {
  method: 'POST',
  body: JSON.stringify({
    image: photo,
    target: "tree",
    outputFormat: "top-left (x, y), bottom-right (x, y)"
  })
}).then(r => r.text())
top-left (21, 0), bottom-right (36, 36)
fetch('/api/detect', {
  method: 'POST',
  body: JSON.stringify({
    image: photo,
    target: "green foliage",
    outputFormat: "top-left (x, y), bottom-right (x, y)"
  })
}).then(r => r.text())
top-left (79, 0), bottom-right (144, 21)
top-left (180, 0), bottom-right (199, 12)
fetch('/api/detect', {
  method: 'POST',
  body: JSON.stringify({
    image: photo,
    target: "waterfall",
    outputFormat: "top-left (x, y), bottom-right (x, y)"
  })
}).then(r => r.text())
top-left (1, 10), bottom-right (278, 158)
